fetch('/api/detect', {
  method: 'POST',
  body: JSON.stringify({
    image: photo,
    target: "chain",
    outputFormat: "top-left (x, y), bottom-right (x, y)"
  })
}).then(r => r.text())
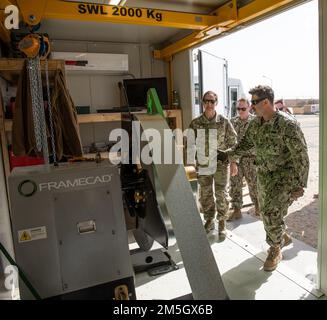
top-left (27, 59), bottom-right (42, 151)
top-left (27, 58), bottom-right (49, 164)
top-left (36, 58), bottom-right (49, 164)
top-left (45, 59), bottom-right (57, 164)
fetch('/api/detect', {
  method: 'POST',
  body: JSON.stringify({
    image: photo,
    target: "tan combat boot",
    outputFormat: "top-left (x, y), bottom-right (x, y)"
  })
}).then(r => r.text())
top-left (204, 219), bottom-right (215, 234)
top-left (218, 219), bottom-right (227, 236)
top-left (267, 233), bottom-right (292, 253)
top-left (263, 246), bottom-right (282, 271)
top-left (227, 208), bottom-right (242, 221)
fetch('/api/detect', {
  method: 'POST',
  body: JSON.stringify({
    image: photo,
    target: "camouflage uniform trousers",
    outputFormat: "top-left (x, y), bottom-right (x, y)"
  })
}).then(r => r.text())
top-left (197, 162), bottom-right (229, 221)
top-left (229, 156), bottom-right (259, 210)
top-left (257, 171), bottom-right (294, 247)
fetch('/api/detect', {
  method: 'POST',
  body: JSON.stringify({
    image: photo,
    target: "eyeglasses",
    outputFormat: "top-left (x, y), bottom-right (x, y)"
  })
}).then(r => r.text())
top-left (237, 107), bottom-right (247, 111)
top-left (251, 97), bottom-right (267, 105)
top-left (203, 99), bottom-right (217, 104)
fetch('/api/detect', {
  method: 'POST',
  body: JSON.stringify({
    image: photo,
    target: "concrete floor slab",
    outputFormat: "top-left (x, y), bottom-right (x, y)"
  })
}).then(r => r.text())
top-left (135, 229), bottom-right (321, 300)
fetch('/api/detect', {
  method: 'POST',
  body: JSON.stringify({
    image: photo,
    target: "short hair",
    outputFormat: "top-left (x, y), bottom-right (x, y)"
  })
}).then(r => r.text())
top-left (249, 85), bottom-right (274, 105)
top-left (202, 91), bottom-right (218, 102)
top-left (274, 99), bottom-right (284, 105)
top-left (237, 98), bottom-right (250, 107)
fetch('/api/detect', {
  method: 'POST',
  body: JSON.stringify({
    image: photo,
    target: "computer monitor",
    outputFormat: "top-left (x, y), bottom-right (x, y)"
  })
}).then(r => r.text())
top-left (123, 77), bottom-right (168, 108)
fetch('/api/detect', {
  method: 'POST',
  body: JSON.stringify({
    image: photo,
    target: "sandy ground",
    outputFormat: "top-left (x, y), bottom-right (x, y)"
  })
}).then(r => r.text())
top-left (242, 114), bottom-right (319, 248)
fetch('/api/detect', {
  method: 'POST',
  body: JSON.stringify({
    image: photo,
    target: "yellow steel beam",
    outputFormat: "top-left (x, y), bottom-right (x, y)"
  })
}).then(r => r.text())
top-left (13, 0), bottom-right (219, 30)
top-left (155, 0), bottom-right (238, 60)
top-left (154, 31), bottom-right (210, 60)
top-left (211, 0), bottom-right (238, 27)
top-left (1, 0), bottom-right (300, 59)
top-left (194, 0), bottom-right (237, 39)
top-left (157, 0), bottom-right (299, 60)
top-left (0, 0), bottom-right (15, 10)
top-left (16, 0), bottom-right (47, 25)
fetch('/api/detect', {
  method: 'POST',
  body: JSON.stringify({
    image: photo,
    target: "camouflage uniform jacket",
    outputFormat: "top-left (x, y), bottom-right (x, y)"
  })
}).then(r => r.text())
top-left (188, 113), bottom-right (237, 167)
top-left (228, 111), bottom-right (309, 190)
top-left (231, 115), bottom-right (256, 158)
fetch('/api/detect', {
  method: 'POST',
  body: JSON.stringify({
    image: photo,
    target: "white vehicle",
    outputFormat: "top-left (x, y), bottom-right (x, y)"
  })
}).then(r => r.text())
top-left (311, 104), bottom-right (320, 114)
top-left (193, 49), bottom-right (245, 118)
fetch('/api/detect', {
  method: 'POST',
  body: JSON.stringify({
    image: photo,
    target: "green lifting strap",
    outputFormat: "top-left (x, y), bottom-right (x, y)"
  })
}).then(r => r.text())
top-left (146, 88), bottom-right (165, 117)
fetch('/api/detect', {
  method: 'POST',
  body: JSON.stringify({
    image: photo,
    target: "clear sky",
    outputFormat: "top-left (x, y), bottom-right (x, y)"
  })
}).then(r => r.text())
top-left (201, 0), bottom-right (319, 100)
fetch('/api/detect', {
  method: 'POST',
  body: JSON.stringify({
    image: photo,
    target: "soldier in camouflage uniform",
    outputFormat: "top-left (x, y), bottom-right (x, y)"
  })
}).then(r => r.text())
top-left (229, 98), bottom-right (259, 220)
top-left (274, 99), bottom-right (292, 114)
top-left (187, 91), bottom-right (237, 235)
top-left (220, 86), bottom-right (309, 271)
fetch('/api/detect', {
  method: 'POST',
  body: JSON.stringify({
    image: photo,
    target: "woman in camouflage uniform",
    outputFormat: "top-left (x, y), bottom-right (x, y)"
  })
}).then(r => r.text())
top-left (188, 91), bottom-right (237, 235)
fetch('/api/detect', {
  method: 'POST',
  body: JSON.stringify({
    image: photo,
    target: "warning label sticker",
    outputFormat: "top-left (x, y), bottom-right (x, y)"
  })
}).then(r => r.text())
top-left (18, 227), bottom-right (47, 243)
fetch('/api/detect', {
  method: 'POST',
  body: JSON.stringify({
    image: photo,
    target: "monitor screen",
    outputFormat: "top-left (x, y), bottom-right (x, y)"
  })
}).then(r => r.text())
top-left (123, 77), bottom-right (168, 108)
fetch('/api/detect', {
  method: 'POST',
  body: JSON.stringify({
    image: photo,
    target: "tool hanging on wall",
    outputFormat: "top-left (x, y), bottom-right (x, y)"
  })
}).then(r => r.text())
top-left (18, 31), bottom-right (53, 164)
top-left (27, 57), bottom-right (49, 164)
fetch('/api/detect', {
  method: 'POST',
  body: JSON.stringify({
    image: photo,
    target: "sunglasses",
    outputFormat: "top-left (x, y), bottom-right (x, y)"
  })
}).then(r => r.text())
top-left (203, 99), bottom-right (217, 104)
top-left (251, 97), bottom-right (267, 105)
top-left (237, 107), bottom-right (247, 111)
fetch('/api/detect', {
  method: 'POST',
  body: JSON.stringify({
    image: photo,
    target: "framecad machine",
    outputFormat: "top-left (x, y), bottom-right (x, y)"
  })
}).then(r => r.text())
top-left (7, 98), bottom-right (228, 300)
top-left (8, 157), bottom-right (175, 300)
